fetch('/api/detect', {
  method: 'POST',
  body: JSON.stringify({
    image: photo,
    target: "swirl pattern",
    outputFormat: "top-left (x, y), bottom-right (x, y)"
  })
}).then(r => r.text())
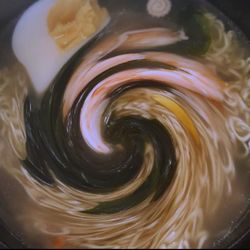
top-left (147, 0), bottom-right (172, 18)
top-left (15, 23), bottom-right (237, 248)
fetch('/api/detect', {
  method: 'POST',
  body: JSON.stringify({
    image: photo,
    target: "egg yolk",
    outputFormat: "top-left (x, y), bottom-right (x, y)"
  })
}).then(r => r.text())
top-left (48, 0), bottom-right (109, 50)
top-left (153, 95), bottom-right (200, 145)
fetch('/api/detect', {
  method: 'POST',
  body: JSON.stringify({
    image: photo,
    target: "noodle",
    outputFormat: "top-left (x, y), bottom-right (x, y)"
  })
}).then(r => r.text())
top-left (205, 13), bottom-right (250, 157)
top-left (0, 66), bottom-right (28, 162)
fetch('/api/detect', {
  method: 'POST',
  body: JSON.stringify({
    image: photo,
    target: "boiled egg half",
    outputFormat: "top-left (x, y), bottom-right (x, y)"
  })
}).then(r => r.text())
top-left (12, 0), bottom-right (110, 94)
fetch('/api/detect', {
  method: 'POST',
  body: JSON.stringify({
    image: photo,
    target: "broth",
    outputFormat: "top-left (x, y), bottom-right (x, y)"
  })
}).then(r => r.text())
top-left (0, 0), bottom-right (249, 248)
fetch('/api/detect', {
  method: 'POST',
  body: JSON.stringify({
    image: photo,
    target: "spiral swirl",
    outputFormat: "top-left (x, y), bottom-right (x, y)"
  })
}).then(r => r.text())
top-left (147, 0), bottom-right (172, 18)
top-left (18, 25), bottom-right (237, 248)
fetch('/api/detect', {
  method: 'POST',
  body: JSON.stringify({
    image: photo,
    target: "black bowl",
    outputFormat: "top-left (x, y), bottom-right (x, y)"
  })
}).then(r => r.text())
top-left (0, 0), bottom-right (249, 248)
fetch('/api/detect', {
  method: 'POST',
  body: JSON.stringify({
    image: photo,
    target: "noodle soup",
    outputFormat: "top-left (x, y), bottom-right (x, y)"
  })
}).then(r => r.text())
top-left (0, 0), bottom-right (249, 248)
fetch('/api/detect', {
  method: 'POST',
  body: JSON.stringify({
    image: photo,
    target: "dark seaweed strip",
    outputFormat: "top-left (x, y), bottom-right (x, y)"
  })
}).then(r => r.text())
top-left (166, 6), bottom-right (212, 56)
top-left (23, 98), bottom-right (54, 185)
top-left (85, 117), bottom-right (176, 214)
top-left (108, 81), bottom-right (172, 99)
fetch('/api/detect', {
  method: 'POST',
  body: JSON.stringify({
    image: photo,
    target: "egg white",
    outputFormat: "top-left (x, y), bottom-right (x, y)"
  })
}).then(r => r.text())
top-left (12, 0), bottom-right (110, 94)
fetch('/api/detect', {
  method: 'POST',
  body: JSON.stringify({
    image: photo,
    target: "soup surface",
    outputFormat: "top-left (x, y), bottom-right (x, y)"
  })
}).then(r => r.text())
top-left (0, 0), bottom-right (250, 248)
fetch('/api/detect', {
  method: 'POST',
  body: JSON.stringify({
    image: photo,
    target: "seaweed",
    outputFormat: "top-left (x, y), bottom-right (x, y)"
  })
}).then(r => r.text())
top-left (166, 2), bottom-right (211, 56)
